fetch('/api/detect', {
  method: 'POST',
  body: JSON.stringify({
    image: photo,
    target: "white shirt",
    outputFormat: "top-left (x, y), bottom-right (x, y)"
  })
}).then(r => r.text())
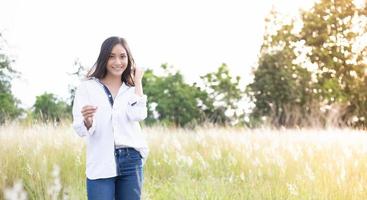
top-left (72, 78), bottom-right (149, 180)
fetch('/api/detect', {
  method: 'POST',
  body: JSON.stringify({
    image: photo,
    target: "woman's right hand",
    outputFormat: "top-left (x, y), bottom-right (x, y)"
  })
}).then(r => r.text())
top-left (81, 105), bottom-right (97, 129)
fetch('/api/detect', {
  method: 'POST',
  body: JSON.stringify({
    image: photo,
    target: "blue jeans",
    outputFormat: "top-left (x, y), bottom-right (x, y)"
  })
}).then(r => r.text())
top-left (87, 148), bottom-right (144, 200)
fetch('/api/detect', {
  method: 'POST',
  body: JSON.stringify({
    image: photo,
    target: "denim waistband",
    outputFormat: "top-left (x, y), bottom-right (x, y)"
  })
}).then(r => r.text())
top-left (114, 147), bottom-right (137, 155)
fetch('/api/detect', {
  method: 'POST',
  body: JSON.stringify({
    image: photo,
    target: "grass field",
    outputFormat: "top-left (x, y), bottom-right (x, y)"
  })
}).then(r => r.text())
top-left (1, 123), bottom-right (367, 199)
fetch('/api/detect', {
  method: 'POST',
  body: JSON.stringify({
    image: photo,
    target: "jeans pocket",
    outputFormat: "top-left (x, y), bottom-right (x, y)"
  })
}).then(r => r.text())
top-left (129, 150), bottom-right (142, 160)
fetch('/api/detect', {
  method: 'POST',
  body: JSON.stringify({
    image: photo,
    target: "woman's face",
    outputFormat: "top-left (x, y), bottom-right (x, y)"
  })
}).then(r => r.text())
top-left (106, 43), bottom-right (128, 78)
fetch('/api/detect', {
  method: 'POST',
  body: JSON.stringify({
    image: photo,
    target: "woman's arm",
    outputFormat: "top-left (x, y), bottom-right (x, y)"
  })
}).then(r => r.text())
top-left (126, 67), bottom-right (148, 121)
top-left (72, 83), bottom-right (97, 136)
top-left (134, 67), bottom-right (144, 96)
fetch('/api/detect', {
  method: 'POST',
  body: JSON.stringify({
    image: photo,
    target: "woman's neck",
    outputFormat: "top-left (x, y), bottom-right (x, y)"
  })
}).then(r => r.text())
top-left (101, 75), bottom-right (122, 87)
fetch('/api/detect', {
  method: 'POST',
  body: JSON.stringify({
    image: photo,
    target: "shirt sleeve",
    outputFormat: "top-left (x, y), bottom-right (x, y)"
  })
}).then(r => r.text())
top-left (126, 91), bottom-right (148, 121)
top-left (72, 83), bottom-right (96, 137)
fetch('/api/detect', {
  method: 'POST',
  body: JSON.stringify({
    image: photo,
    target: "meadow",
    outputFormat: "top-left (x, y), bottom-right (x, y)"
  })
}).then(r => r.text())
top-left (1, 123), bottom-right (367, 199)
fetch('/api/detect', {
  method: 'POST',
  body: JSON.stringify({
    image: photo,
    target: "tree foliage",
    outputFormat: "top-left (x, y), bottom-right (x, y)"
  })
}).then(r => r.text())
top-left (200, 63), bottom-right (244, 125)
top-left (248, 0), bottom-right (367, 128)
top-left (143, 64), bottom-right (209, 127)
top-left (300, 0), bottom-right (367, 126)
top-left (32, 92), bottom-right (70, 122)
top-left (0, 34), bottom-right (22, 124)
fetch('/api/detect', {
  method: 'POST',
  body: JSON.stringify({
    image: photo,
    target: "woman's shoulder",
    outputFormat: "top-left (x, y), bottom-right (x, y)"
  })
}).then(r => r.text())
top-left (77, 77), bottom-right (98, 89)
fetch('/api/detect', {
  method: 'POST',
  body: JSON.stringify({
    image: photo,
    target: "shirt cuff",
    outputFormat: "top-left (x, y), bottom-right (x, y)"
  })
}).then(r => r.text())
top-left (128, 94), bottom-right (147, 106)
top-left (73, 118), bottom-right (96, 137)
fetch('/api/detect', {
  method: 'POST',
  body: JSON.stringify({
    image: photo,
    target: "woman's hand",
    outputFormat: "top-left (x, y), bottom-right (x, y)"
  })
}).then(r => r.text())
top-left (81, 105), bottom-right (97, 129)
top-left (134, 66), bottom-right (145, 83)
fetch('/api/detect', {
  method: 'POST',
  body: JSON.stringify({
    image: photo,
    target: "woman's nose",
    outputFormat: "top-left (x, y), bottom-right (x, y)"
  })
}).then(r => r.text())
top-left (114, 57), bottom-right (122, 65)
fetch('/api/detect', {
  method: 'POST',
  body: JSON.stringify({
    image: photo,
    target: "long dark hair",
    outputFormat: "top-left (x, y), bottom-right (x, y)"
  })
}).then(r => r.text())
top-left (88, 36), bottom-right (135, 86)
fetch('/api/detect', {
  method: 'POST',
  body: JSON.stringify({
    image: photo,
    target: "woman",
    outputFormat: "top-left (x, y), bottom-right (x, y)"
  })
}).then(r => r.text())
top-left (72, 36), bottom-right (149, 200)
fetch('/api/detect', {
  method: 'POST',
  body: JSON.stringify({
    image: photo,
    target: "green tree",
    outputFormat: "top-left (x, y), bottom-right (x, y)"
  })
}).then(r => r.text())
top-left (200, 63), bottom-right (244, 125)
top-left (33, 93), bottom-right (70, 122)
top-left (143, 64), bottom-right (209, 127)
top-left (300, 0), bottom-right (367, 126)
top-left (0, 34), bottom-right (22, 123)
top-left (247, 8), bottom-right (314, 127)
top-left (247, 51), bottom-right (314, 127)
top-left (248, 1), bottom-right (367, 128)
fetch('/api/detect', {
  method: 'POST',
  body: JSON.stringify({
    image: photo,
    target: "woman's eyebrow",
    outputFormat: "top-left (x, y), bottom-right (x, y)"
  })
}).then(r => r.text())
top-left (110, 53), bottom-right (126, 55)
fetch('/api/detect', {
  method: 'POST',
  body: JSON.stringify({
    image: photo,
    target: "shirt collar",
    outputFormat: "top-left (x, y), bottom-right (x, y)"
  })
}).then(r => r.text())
top-left (91, 77), bottom-right (130, 94)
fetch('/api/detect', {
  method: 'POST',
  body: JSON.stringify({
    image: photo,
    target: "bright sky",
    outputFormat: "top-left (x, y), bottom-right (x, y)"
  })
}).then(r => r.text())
top-left (1, 0), bottom-right (316, 108)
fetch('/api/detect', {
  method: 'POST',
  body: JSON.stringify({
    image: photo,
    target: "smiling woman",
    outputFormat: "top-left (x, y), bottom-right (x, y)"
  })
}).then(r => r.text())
top-left (88, 37), bottom-right (136, 87)
top-left (72, 36), bottom-right (149, 200)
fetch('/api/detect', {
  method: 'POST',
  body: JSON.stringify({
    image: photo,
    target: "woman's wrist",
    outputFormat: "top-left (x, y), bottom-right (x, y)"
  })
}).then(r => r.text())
top-left (134, 78), bottom-right (142, 85)
top-left (134, 80), bottom-right (143, 96)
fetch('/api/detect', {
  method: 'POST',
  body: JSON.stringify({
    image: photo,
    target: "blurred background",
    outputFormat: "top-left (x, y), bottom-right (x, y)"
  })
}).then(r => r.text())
top-left (0, 0), bottom-right (366, 128)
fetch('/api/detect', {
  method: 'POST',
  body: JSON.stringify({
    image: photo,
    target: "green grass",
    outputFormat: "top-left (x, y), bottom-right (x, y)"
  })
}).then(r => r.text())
top-left (1, 123), bottom-right (367, 199)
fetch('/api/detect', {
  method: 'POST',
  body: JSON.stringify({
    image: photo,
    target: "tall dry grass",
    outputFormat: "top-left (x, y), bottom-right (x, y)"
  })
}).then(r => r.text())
top-left (1, 123), bottom-right (367, 199)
